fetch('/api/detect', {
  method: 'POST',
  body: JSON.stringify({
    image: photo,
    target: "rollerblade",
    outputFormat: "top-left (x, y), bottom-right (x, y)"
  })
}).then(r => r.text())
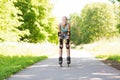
top-left (59, 57), bottom-right (63, 67)
top-left (67, 56), bottom-right (71, 67)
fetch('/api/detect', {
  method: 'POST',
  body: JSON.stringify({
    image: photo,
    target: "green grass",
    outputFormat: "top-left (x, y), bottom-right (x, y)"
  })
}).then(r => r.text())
top-left (0, 55), bottom-right (47, 80)
top-left (97, 54), bottom-right (120, 62)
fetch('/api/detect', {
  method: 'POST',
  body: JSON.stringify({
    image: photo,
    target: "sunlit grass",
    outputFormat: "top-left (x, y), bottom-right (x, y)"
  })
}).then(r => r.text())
top-left (96, 54), bottom-right (120, 62)
top-left (0, 55), bottom-right (47, 80)
top-left (0, 42), bottom-right (58, 57)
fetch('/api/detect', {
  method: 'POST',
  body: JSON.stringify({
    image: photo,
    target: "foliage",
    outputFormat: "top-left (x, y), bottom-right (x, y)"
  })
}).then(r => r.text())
top-left (115, 2), bottom-right (120, 33)
top-left (81, 3), bottom-right (118, 43)
top-left (70, 2), bottom-right (118, 44)
top-left (109, 0), bottom-right (120, 3)
top-left (70, 13), bottom-right (82, 45)
top-left (109, 0), bottom-right (120, 33)
top-left (14, 0), bottom-right (57, 43)
top-left (0, 0), bottom-right (23, 42)
top-left (115, 12), bottom-right (120, 33)
top-left (0, 0), bottom-right (57, 43)
top-left (0, 55), bottom-right (47, 80)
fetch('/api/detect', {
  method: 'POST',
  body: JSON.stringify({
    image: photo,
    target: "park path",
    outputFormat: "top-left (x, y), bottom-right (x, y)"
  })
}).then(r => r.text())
top-left (8, 49), bottom-right (120, 80)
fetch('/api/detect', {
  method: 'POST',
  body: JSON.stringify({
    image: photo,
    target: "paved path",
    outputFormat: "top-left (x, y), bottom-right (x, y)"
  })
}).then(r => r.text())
top-left (8, 49), bottom-right (120, 80)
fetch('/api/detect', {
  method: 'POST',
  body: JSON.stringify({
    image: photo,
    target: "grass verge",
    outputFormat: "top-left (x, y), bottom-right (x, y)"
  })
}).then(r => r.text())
top-left (82, 37), bottom-right (120, 70)
top-left (96, 54), bottom-right (120, 62)
top-left (0, 55), bottom-right (47, 80)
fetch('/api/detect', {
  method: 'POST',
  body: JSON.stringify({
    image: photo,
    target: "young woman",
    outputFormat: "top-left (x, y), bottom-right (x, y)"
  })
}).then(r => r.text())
top-left (58, 16), bottom-right (71, 67)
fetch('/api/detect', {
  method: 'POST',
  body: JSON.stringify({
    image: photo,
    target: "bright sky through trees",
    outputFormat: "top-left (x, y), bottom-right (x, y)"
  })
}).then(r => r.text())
top-left (50, 0), bottom-right (111, 21)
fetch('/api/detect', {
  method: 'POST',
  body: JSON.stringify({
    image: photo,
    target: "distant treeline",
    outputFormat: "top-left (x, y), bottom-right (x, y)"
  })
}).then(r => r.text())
top-left (70, 2), bottom-right (120, 44)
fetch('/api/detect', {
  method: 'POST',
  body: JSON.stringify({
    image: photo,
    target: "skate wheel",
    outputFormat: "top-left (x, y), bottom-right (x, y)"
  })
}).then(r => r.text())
top-left (60, 64), bottom-right (62, 67)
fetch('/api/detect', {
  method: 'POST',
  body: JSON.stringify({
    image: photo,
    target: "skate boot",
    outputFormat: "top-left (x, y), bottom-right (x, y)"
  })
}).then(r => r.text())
top-left (59, 57), bottom-right (63, 67)
top-left (67, 56), bottom-right (71, 67)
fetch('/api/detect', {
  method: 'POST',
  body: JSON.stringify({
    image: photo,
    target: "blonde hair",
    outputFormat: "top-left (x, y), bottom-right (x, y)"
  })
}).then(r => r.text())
top-left (62, 16), bottom-right (68, 20)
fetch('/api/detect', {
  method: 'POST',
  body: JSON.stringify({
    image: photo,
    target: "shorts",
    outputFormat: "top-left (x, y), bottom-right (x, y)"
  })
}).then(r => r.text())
top-left (60, 33), bottom-right (68, 39)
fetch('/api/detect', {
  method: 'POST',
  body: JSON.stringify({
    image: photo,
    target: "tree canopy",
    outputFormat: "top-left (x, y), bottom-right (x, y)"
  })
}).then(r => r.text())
top-left (0, 0), bottom-right (22, 41)
top-left (0, 0), bottom-right (58, 43)
top-left (70, 2), bottom-right (119, 44)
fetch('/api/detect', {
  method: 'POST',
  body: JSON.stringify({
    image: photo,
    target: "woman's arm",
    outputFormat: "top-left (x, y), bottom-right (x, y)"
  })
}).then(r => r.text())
top-left (58, 24), bottom-right (61, 32)
top-left (68, 23), bottom-right (71, 36)
top-left (58, 24), bottom-right (61, 36)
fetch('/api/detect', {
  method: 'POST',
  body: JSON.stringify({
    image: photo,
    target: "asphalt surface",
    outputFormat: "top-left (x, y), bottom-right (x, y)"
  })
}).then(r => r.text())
top-left (8, 49), bottom-right (120, 80)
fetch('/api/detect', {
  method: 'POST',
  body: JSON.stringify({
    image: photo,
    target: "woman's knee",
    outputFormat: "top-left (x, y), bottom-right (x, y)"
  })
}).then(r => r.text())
top-left (66, 39), bottom-right (70, 49)
top-left (59, 39), bottom-right (63, 49)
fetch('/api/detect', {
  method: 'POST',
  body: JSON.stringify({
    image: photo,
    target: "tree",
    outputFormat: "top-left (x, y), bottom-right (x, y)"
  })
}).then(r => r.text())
top-left (109, 0), bottom-right (120, 34)
top-left (14, 0), bottom-right (57, 43)
top-left (0, 0), bottom-right (23, 42)
top-left (70, 13), bottom-right (82, 45)
top-left (114, 4), bottom-right (120, 33)
top-left (109, 0), bottom-right (120, 3)
top-left (80, 2), bottom-right (118, 43)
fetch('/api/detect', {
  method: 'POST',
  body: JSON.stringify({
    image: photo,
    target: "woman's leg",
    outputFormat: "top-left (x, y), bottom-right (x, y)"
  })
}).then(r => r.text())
top-left (59, 38), bottom-right (63, 64)
top-left (59, 38), bottom-right (63, 57)
top-left (65, 36), bottom-right (70, 56)
top-left (66, 38), bottom-right (71, 64)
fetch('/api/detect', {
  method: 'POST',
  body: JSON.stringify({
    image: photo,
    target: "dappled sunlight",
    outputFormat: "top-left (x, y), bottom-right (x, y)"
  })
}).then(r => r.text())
top-left (92, 72), bottom-right (117, 76)
top-left (30, 64), bottom-right (49, 68)
top-left (14, 75), bottom-right (35, 78)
